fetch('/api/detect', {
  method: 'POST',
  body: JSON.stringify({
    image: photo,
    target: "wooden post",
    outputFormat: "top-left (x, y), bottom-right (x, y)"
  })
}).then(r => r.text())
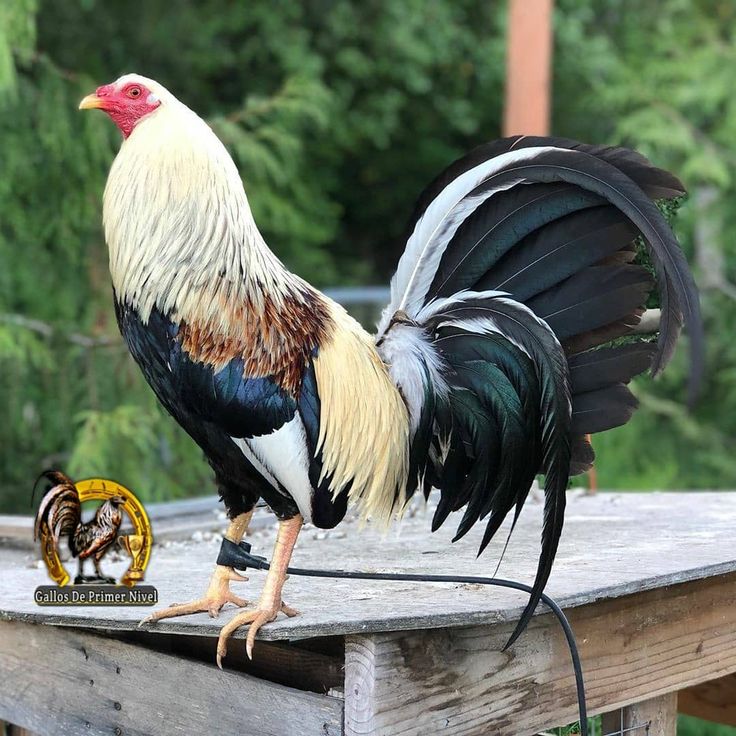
top-left (503, 0), bottom-right (554, 136)
top-left (587, 446), bottom-right (598, 493)
top-left (601, 693), bottom-right (678, 736)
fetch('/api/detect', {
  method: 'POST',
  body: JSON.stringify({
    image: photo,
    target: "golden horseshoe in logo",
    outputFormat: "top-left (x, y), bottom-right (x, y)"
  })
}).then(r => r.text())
top-left (40, 478), bottom-right (152, 587)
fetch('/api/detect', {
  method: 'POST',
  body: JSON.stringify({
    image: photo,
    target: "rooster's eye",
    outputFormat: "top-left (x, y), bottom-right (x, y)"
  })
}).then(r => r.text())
top-left (128, 87), bottom-right (141, 98)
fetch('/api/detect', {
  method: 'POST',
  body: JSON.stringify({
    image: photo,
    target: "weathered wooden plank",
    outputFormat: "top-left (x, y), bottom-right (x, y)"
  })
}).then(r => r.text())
top-left (2, 492), bottom-right (735, 642)
top-left (601, 694), bottom-right (678, 736)
top-left (343, 573), bottom-right (736, 736)
top-left (678, 673), bottom-right (736, 726)
top-left (0, 620), bottom-right (342, 736)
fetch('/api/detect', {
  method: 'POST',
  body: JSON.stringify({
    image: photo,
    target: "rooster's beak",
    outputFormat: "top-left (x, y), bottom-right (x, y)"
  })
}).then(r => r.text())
top-left (79, 94), bottom-right (104, 110)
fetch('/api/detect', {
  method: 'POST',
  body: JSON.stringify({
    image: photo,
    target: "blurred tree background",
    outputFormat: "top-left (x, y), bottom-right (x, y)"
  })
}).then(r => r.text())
top-left (1, 0), bottom-right (735, 517)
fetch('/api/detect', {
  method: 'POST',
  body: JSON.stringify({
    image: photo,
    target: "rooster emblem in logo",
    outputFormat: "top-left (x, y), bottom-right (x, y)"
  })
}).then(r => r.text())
top-left (33, 471), bottom-right (152, 587)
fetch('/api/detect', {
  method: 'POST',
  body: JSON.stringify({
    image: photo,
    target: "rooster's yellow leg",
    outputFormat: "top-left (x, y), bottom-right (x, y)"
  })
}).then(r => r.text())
top-left (216, 514), bottom-right (302, 666)
top-left (139, 511), bottom-right (253, 624)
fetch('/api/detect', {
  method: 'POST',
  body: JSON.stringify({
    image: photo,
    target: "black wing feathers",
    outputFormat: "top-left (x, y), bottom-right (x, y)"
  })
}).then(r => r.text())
top-left (298, 355), bottom-right (350, 529)
top-left (571, 384), bottom-right (639, 435)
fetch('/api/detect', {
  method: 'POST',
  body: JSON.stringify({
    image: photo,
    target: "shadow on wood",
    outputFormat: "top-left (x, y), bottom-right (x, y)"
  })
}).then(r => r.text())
top-left (679, 673), bottom-right (736, 726)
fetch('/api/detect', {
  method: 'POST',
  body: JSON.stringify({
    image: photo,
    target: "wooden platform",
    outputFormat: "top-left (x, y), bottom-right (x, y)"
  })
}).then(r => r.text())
top-left (1, 491), bottom-right (735, 735)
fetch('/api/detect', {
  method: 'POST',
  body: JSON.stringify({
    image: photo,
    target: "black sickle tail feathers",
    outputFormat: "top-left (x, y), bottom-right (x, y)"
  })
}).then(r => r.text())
top-left (407, 137), bottom-right (703, 400)
top-left (420, 294), bottom-right (572, 649)
top-left (390, 136), bottom-right (702, 649)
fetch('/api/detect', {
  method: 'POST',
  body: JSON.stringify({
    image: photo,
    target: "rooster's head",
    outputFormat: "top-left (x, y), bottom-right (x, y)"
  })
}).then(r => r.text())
top-left (79, 74), bottom-right (167, 138)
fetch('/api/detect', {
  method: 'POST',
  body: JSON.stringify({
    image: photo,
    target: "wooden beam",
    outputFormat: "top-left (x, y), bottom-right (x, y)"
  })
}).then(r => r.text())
top-left (0, 620), bottom-right (343, 736)
top-left (343, 573), bottom-right (736, 736)
top-left (503, 0), bottom-right (554, 136)
top-left (678, 673), bottom-right (736, 726)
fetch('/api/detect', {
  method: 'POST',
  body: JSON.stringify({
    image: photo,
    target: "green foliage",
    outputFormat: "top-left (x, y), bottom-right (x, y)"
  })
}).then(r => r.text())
top-left (0, 0), bottom-right (37, 97)
top-left (1, 0), bottom-right (735, 521)
top-left (554, 0), bottom-right (736, 492)
top-left (547, 717), bottom-right (600, 736)
top-left (549, 715), bottom-right (736, 736)
top-left (0, 0), bottom-right (503, 510)
top-left (68, 403), bottom-right (214, 504)
top-left (678, 715), bottom-right (736, 736)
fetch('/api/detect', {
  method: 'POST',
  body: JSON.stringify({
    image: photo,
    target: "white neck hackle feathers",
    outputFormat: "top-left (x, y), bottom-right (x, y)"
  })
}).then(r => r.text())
top-left (103, 74), bottom-right (300, 327)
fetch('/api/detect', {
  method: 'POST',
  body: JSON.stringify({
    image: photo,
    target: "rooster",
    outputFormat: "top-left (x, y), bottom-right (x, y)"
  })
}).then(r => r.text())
top-left (79, 75), bottom-right (702, 664)
top-left (34, 470), bottom-right (124, 584)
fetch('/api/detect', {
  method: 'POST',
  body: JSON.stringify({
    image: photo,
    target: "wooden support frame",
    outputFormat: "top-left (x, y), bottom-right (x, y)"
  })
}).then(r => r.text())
top-left (2, 493), bottom-right (735, 735)
top-left (8, 727), bottom-right (40, 736)
top-left (343, 573), bottom-right (736, 735)
top-left (0, 621), bottom-right (343, 736)
top-left (1, 572), bottom-right (735, 735)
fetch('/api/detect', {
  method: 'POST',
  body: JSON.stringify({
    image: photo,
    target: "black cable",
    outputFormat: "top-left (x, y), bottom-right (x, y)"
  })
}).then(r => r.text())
top-left (218, 538), bottom-right (588, 735)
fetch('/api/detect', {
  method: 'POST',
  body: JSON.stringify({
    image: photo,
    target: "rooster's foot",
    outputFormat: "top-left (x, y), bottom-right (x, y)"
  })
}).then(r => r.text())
top-left (138, 565), bottom-right (249, 625)
top-left (216, 596), bottom-right (299, 666)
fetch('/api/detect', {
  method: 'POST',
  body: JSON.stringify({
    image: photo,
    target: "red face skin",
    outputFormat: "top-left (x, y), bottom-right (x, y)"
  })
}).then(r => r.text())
top-left (86, 81), bottom-right (161, 138)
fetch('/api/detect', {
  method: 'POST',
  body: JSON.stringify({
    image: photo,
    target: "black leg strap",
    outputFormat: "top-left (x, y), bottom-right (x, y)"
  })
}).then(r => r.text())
top-left (216, 538), bottom-right (269, 571)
